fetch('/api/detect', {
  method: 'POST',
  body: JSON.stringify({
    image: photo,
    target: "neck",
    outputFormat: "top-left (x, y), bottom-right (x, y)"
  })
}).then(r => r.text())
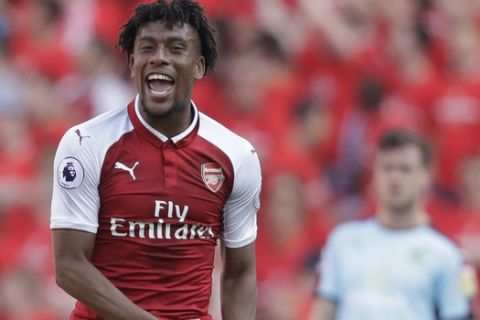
top-left (139, 101), bottom-right (193, 139)
top-left (463, 194), bottom-right (480, 213)
top-left (376, 205), bottom-right (428, 229)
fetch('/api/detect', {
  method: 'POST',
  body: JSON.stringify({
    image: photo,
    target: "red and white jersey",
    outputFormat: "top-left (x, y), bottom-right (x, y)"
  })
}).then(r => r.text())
top-left (50, 96), bottom-right (262, 320)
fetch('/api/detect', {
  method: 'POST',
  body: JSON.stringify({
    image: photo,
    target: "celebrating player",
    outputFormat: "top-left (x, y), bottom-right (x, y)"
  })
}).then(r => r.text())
top-left (50, 1), bottom-right (261, 319)
top-left (309, 130), bottom-right (473, 320)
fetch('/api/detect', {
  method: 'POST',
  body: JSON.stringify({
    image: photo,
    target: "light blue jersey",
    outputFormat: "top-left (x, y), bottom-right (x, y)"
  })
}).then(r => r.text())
top-left (315, 218), bottom-right (470, 320)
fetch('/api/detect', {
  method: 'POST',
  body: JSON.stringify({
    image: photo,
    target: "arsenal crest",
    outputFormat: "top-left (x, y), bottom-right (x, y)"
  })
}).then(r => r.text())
top-left (201, 163), bottom-right (225, 193)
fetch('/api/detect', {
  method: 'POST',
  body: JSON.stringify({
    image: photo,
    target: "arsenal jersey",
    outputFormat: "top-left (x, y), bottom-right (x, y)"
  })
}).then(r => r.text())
top-left (51, 96), bottom-right (262, 320)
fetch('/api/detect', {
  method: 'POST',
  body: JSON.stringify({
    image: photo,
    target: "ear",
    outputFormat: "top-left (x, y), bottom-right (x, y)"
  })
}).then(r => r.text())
top-left (129, 55), bottom-right (135, 78)
top-left (194, 56), bottom-right (206, 80)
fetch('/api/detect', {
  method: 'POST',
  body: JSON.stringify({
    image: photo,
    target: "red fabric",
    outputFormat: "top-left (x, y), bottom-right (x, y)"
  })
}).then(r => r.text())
top-left (0, 207), bottom-right (52, 277)
top-left (71, 101), bottom-right (236, 319)
top-left (93, 0), bottom-right (142, 46)
top-left (430, 76), bottom-right (480, 189)
top-left (9, 0), bottom-right (73, 81)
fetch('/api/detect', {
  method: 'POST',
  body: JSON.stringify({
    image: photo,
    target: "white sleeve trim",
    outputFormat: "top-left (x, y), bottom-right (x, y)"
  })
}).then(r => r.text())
top-left (50, 220), bottom-right (98, 234)
top-left (222, 225), bottom-right (258, 248)
top-left (50, 127), bottom-right (102, 234)
top-left (221, 146), bottom-right (262, 249)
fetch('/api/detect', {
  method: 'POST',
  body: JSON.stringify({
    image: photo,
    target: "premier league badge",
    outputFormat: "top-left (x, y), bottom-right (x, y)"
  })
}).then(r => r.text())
top-left (201, 163), bottom-right (225, 193)
top-left (57, 157), bottom-right (84, 189)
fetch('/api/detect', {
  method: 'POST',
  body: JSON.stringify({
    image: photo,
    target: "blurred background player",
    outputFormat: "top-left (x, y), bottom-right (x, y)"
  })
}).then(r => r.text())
top-left (309, 130), bottom-right (474, 320)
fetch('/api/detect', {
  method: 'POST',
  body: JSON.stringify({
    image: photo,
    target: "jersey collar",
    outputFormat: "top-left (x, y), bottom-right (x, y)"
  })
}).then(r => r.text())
top-left (130, 95), bottom-right (199, 146)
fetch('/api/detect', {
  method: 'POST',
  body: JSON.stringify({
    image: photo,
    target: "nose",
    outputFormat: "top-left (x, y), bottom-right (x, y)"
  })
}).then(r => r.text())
top-left (149, 46), bottom-right (170, 66)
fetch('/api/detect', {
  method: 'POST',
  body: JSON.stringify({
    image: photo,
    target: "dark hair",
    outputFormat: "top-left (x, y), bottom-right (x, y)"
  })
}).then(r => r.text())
top-left (378, 130), bottom-right (432, 167)
top-left (39, 0), bottom-right (63, 23)
top-left (118, 0), bottom-right (217, 75)
top-left (358, 75), bottom-right (384, 112)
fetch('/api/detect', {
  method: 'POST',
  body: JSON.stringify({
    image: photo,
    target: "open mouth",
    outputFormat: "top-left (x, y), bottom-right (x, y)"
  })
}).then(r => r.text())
top-left (146, 73), bottom-right (175, 97)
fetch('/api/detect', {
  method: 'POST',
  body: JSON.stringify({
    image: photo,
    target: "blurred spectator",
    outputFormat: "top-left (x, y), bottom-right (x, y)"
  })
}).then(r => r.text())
top-left (430, 19), bottom-right (480, 192)
top-left (58, 38), bottom-right (134, 116)
top-left (0, 42), bottom-right (24, 116)
top-left (10, 0), bottom-right (73, 80)
top-left (257, 172), bottom-right (330, 320)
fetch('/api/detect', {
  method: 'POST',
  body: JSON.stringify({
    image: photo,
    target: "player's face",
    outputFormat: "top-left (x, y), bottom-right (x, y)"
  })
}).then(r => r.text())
top-left (374, 145), bottom-right (429, 213)
top-left (129, 21), bottom-right (205, 118)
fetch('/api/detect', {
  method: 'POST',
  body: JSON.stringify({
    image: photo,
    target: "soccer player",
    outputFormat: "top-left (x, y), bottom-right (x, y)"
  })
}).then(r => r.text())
top-left (50, 1), bottom-right (261, 319)
top-left (309, 131), bottom-right (473, 320)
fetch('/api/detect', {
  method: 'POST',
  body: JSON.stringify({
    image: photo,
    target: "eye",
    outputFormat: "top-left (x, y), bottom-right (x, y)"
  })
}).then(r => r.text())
top-left (140, 45), bottom-right (154, 53)
top-left (169, 45), bottom-right (186, 54)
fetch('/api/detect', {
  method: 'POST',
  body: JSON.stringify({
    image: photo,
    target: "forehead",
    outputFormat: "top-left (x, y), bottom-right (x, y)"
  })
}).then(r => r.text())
top-left (376, 145), bottom-right (424, 166)
top-left (136, 20), bottom-right (200, 44)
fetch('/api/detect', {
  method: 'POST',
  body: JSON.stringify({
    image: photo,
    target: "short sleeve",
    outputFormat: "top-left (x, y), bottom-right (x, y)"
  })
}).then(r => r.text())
top-left (315, 228), bottom-right (342, 301)
top-left (50, 128), bottom-right (101, 233)
top-left (435, 248), bottom-right (471, 319)
top-left (221, 149), bottom-right (261, 248)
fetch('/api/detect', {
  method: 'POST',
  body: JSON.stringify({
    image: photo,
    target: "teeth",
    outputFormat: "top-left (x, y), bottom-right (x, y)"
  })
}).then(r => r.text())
top-left (147, 74), bottom-right (174, 82)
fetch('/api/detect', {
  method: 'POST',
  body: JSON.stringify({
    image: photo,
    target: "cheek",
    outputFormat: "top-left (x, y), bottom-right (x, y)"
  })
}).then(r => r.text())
top-left (403, 177), bottom-right (422, 195)
top-left (130, 58), bottom-right (145, 79)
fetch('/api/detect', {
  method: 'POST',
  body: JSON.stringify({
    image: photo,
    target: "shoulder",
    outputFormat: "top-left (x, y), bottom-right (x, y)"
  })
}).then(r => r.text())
top-left (68, 105), bottom-right (131, 142)
top-left (198, 112), bottom-right (258, 171)
top-left (57, 105), bottom-right (132, 155)
top-left (327, 219), bottom-right (371, 245)
top-left (421, 226), bottom-right (462, 259)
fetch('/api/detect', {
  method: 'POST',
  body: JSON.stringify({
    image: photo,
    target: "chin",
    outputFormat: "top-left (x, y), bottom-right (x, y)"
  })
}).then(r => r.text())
top-left (389, 200), bottom-right (414, 213)
top-left (146, 103), bottom-right (174, 117)
top-left (141, 96), bottom-right (176, 118)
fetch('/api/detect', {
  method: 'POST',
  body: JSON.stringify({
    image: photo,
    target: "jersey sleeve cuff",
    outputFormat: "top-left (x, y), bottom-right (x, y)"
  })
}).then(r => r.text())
top-left (222, 233), bottom-right (256, 248)
top-left (50, 220), bottom-right (98, 234)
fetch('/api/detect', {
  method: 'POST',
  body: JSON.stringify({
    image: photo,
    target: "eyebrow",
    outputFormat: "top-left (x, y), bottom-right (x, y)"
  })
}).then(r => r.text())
top-left (138, 35), bottom-right (189, 44)
top-left (138, 35), bottom-right (156, 42)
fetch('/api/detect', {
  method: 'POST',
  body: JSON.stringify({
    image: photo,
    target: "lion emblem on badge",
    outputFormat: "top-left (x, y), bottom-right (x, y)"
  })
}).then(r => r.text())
top-left (62, 162), bottom-right (77, 182)
top-left (57, 157), bottom-right (84, 189)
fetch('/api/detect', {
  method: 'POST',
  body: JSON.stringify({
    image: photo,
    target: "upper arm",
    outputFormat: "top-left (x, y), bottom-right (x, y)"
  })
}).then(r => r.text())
top-left (221, 145), bottom-right (261, 249)
top-left (52, 229), bottom-right (97, 290)
top-left (51, 127), bottom-right (102, 278)
top-left (435, 249), bottom-right (472, 319)
top-left (52, 229), bottom-right (97, 265)
top-left (221, 242), bottom-right (256, 277)
top-left (51, 127), bottom-right (101, 233)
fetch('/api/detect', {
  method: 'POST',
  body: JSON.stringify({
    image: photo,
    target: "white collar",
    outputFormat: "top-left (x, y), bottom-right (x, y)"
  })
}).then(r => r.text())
top-left (134, 94), bottom-right (199, 144)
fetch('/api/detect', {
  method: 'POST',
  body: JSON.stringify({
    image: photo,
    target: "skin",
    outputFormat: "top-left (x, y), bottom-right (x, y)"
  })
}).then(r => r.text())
top-left (54, 20), bottom-right (257, 320)
top-left (129, 21), bottom-right (205, 138)
top-left (53, 230), bottom-right (157, 320)
top-left (374, 145), bottom-right (430, 229)
top-left (309, 144), bottom-right (431, 320)
top-left (221, 242), bottom-right (257, 320)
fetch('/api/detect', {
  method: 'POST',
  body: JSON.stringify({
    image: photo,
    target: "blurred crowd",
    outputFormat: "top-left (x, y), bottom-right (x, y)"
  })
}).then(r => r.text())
top-left (0, 0), bottom-right (480, 319)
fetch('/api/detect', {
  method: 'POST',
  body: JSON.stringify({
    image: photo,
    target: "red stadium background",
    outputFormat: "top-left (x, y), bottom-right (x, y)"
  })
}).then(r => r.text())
top-left (0, 0), bottom-right (479, 319)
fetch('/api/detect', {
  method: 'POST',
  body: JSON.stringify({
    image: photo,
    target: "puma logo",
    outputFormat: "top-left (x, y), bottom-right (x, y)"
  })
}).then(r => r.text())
top-left (114, 161), bottom-right (139, 181)
top-left (75, 129), bottom-right (91, 146)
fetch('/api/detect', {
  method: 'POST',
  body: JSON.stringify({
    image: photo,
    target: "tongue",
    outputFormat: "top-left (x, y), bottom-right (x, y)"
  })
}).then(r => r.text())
top-left (149, 80), bottom-right (173, 93)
